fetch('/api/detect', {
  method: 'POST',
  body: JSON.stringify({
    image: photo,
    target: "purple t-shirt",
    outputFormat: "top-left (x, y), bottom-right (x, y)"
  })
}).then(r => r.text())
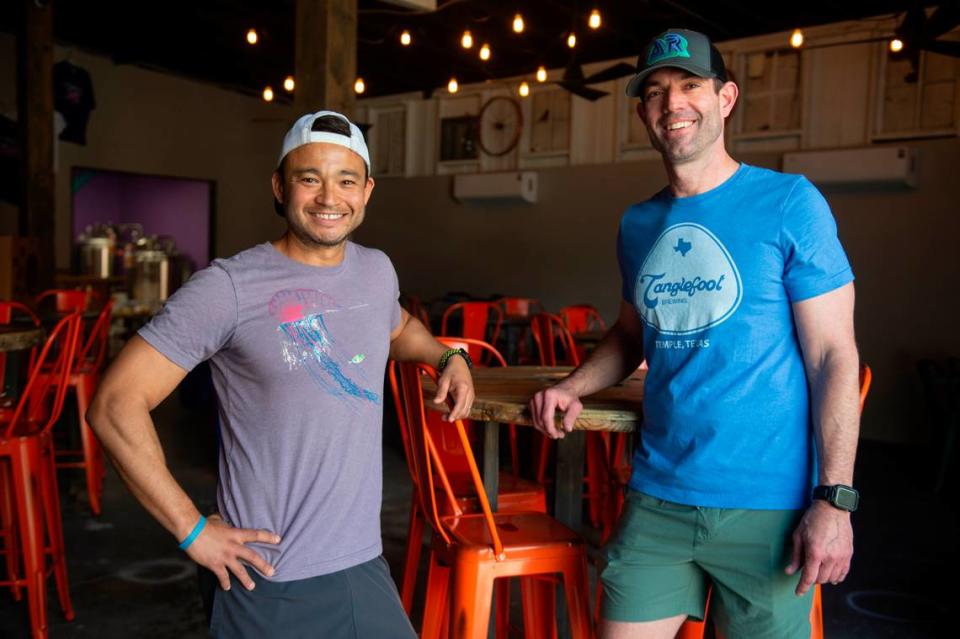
top-left (139, 241), bottom-right (402, 581)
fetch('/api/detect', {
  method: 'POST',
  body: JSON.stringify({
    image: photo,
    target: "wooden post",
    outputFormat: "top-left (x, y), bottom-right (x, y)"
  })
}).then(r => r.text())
top-left (17, 0), bottom-right (55, 289)
top-left (294, 0), bottom-right (358, 118)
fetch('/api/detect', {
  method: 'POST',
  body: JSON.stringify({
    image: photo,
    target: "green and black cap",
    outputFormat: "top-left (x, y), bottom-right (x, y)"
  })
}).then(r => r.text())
top-left (625, 28), bottom-right (728, 97)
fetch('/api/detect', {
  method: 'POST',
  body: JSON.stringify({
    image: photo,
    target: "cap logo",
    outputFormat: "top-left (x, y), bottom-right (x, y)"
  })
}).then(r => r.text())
top-left (647, 33), bottom-right (690, 65)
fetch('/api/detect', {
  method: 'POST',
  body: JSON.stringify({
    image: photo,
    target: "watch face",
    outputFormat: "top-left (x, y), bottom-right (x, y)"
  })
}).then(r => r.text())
top-left (834, 486), bottom-right (859, 511)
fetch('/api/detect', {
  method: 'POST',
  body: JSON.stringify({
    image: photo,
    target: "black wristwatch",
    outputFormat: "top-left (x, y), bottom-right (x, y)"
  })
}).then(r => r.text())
top-left (812, 484), bottom-right (859, 512)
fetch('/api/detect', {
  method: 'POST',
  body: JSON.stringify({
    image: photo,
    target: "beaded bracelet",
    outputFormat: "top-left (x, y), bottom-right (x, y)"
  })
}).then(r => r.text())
top-left (438, 348), bottom-right (473, 372)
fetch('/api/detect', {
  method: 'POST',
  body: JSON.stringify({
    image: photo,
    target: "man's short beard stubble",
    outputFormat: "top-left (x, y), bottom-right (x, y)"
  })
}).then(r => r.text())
top-left (284, 205), bottom-right (354, 248)
top-left (647, 110), bottom-right (724, 165)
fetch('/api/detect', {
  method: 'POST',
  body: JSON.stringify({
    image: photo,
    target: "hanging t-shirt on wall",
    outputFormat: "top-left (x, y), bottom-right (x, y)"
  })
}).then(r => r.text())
top-left (53, 60), bottom-right (96, 145)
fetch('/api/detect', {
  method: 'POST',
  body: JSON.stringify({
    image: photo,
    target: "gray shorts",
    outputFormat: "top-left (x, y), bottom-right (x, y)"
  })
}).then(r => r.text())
top-left (199, 556), bottom-right (416, 638)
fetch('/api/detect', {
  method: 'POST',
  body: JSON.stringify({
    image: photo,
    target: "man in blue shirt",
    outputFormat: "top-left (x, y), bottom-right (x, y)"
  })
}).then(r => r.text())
top-left (530, 29), bottom-right (861, 639)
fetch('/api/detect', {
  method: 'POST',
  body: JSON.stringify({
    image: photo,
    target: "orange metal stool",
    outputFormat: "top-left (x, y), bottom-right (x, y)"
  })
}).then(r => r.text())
top-left (388, 338), bottom-right (546, 623)
top-left (46, 300), bottom-right (113, 515)
top-left (34, 289), bottom-right (95, 314)
top-left (0, 312), bottom-right (82, 639)
top-left (399, 362), bottom-right (594, 639)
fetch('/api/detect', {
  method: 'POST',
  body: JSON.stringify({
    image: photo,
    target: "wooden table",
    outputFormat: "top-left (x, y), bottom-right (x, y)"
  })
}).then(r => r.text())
top-left (0, 326), bottom-right (44, 352)
top-left (423, 366), bottom-right (643, 527)
top-left (0, 327), bottom-right (44, 400)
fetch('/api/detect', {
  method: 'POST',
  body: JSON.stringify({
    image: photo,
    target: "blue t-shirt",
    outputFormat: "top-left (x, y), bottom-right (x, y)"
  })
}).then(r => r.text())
top-left (617, 164), bottom-right (853, 509)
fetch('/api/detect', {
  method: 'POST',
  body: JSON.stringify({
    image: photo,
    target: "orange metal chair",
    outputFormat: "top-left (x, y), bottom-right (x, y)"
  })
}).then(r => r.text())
top-left (399, 361), bottom-right (593, 639)
top-left (497, 297), bottom-right (541, 318)
top-left (0, 311), bottom-right (82, 639)
top-left (34, 289), bottom-right (95, 314)
top-left (45, 300), bottom-right (114, 515)
top-left (558, 305), bottom-right (606, 335)
top-left (671, 363), bottom-right (874, 639)
top-left (530, 312), bottom-right (579, 369)
top-left (441, 302), bottom-right (503, 363)
top-left (559, 304), bottom-right (607, 362)
top-left (388, 338), bottom-right (546, 621)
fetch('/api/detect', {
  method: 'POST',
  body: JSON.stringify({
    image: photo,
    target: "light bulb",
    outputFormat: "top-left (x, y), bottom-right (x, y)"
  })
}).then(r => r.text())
top-left (513, 14), bottom-right (524, 33)
top-left (518, 81), bottom-right (530, 97)
top-left (890, 38), bottom-right (904, 53)
top-left (589, 9), bottom-right (601, 30)
top-left (567, 33), bottom-right (577, 48)
top-left (400, 30), bottom-right (412, 46)
top-left (448, 77), bottom-right (459, 93)
top-left (246, 29), bottom-right (258, 45)
top-left (536, 65), bottom-right (547, 82)
top-left (479, 43), bottom-right (491, 61)
top-left (461, 30), bottom-right (473, 49)
top-left (262, 86), bottom-right (274, 102)
top-left (354, 77), bottom-right (365, 94)
top-left (283, 76), bottom-right (295, 92)
top-left (790, 28), bottom-right (804, 48)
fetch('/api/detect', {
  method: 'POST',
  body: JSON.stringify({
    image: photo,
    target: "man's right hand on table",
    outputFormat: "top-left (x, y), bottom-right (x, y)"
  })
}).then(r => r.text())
top-left (185, 513), bottom-right (282, 591)
top-left (530, 384), bottom-right (583, 439)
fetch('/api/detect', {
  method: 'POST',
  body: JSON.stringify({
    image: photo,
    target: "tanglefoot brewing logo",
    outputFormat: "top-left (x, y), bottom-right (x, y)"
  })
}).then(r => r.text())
top-left (635, 223), bottom-right (742, 335)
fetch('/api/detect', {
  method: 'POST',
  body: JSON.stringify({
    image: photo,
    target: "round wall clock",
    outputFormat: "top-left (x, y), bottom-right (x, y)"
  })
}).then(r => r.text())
top-left (476, 96), bottom-right (523, 157)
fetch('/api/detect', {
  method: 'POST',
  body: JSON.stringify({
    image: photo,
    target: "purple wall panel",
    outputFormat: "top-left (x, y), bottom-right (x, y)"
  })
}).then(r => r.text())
top-left (73, 171), bottom-right (211, 269)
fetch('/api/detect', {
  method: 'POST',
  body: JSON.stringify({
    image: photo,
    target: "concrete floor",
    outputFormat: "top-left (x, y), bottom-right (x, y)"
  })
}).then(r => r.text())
top-left (1, 380), bottom-right (956, 638)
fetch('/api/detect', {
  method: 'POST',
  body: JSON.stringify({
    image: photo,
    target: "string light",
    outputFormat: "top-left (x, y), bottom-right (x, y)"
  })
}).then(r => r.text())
top-left (789, 28), bottom-right (804, 48)
top-left (461, 30), bottom-right (473, 49)
top-left (518, 81), bottom-right (530, 97)
top-left (567, 32), bottom-right (577, 48)
top-left (262, 86), bottom-right (274, 102)
top-left (354, 77), bottom-right (365, 94)
top-left (889, 38), bottom-right (904, 53)
top-left (513, 13), bottom-right (524, 33)
top-left (246, 29), bottom-right (258, 45)
top-left (283, 76), bottom-right (295, 92)
top-left (448, 77), bottom-right (459, 93)
top-left (588, 9), bottom-right (601, 30)
top-left (536, 65), bottom-right (547, 82)
top-left (479, 43), bottom-right (491, 61)
top-left (400, 29), bottom-right (412, 46)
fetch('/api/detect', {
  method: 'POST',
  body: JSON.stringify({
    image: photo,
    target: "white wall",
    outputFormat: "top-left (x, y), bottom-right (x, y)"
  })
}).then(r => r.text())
top-left (0, 33), bottom-right (296, 267)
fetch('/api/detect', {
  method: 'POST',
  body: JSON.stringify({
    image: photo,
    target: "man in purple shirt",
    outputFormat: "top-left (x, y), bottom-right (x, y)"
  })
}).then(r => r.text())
top-left (90, 111), bottom-right (474, 637)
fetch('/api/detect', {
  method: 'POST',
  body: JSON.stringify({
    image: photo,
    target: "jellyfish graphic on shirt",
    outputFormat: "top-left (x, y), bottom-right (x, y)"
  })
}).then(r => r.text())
top-left (268, 289), bottom-right (379, 405)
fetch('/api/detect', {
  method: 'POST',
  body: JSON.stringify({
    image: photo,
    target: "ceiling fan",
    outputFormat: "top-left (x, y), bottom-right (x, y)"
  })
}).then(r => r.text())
top-left (554, 59), bottom-right (637, 101)
top-left (894, 1), bottom-right (960, 79)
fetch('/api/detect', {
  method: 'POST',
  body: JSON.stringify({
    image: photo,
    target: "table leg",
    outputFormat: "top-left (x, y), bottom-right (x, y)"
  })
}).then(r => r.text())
top-left (554, 431), bottom-right (585, 639)
top-left (483, 421), bottom-right (499, 513)
top-left (554, 431), bottom-right (585, 530)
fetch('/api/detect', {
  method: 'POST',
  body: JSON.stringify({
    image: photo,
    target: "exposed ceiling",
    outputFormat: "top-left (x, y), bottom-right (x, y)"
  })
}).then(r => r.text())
top-left (0, 1), bottom-right (949, 100)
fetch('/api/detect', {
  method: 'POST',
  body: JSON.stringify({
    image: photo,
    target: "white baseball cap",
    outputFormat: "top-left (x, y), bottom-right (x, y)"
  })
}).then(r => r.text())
top-left (277, 110), bottom-right (371, 175)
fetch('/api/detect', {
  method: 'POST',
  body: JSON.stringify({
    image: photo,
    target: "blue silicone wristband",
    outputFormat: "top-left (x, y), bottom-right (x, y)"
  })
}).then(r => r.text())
top-left (178, 515), bottom-right (207, 551)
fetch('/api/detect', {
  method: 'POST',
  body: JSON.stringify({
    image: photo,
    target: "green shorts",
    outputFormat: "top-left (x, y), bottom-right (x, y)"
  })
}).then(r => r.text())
top-left (601, 491), bottom-right (813, 639)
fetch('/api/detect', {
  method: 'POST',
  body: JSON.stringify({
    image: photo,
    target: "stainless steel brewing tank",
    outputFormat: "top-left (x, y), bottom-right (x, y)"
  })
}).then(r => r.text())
top-left (77, 236), bottom-right (115, 278)
top-left (131, 248), bottom-right (169, 309)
